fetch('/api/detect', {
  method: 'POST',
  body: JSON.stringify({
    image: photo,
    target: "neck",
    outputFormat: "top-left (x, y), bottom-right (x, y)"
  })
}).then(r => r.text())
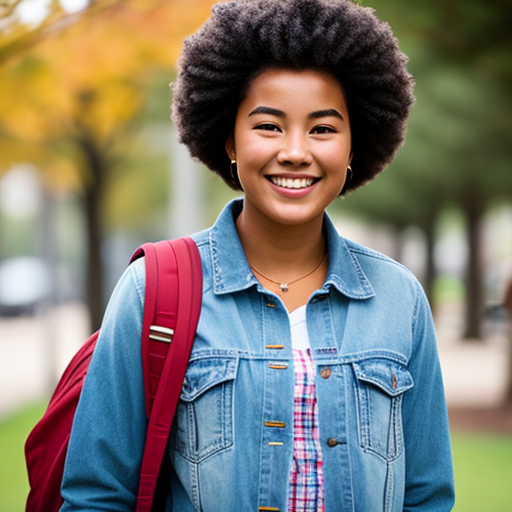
top-left (235, 203), bottom-right (326, 282)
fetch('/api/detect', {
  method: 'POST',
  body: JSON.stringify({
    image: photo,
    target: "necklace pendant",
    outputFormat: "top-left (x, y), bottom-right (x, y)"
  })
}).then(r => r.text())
top-left (280, 283), bottom-right (289, 292)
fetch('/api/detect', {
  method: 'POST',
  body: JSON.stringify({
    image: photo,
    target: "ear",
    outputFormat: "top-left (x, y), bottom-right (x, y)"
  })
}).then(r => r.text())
top-left (225, 132), bottom-right (236, 161)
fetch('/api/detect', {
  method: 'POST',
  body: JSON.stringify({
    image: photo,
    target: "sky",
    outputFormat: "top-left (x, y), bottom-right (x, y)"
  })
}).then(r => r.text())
top-left (17, 0), bottom-right (89, 24)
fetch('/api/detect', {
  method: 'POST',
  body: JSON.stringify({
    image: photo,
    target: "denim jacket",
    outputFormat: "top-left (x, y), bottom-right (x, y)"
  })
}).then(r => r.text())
top-left (61, 199), bottom-right (454, 512)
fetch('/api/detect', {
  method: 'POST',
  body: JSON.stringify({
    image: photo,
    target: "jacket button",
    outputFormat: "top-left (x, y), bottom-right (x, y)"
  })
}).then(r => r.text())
top-left (320, 367), bottom-right (332, 379)
top-left (327, 437), bottom-right (338, 447)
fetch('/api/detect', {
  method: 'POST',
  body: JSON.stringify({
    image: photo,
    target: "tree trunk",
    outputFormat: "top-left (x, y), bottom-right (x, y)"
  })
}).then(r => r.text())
top-left (83, 183), bottom-right (104, 331)
top-left (79, 135), bottom-right (107, 332)
top-left (390, 225), bottom-right (405, 264)
top-left (423, 218), bottom-right (437, 313)
top-left (462, 195), bottom-right (484, 341)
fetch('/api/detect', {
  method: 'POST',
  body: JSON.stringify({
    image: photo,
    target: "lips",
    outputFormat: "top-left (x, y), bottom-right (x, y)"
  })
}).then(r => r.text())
top-left (267, 176), bottom-right (316, 189)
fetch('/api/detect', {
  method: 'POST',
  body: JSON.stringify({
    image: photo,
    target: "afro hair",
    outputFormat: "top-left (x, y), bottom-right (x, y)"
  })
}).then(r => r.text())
top-left (171, 0), bottom-right (415, 192)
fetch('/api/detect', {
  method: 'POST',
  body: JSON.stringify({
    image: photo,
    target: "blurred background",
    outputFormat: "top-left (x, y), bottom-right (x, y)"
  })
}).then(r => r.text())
top-left (0, 0), bottom-right (511, 510)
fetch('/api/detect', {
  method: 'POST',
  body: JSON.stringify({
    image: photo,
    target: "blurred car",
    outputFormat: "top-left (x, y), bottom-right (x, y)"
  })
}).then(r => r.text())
top-left (0, 257), bottom-right (51, 316)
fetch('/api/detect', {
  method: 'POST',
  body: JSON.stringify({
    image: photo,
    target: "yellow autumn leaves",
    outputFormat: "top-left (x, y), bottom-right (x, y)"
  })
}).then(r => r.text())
top-left (0, 0), bottom-right (219, 189)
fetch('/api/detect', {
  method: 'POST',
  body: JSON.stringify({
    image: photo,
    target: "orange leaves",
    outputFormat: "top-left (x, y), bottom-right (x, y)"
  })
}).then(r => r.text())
top-left (0, 0), bottom-right (222, 186)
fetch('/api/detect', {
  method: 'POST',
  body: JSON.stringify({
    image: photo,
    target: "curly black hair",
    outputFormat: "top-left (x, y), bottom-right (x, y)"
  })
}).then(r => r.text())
top-left (171, 0), bottom-right (415, 192)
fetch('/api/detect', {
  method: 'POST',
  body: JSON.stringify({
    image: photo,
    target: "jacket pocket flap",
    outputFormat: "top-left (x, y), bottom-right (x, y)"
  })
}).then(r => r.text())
top-left (181, 357), bottom-right (238, 402)
top-left (353, 359), bottom-right (414, 396)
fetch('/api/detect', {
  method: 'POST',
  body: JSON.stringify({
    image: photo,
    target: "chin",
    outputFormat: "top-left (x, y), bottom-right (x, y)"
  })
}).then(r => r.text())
top-left (268, 204), bottom-right (325, 227)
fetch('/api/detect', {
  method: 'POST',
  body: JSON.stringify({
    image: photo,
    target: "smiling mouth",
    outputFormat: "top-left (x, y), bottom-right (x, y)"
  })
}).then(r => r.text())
top-left (268, 176), bottom-right (317, 189)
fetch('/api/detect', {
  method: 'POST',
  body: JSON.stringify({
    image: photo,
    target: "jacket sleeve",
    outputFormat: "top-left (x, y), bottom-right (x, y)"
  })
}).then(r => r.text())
top-left (60, 259), bottom-right (148, 511)
top-left (402, 282), bottom-right (455, 511)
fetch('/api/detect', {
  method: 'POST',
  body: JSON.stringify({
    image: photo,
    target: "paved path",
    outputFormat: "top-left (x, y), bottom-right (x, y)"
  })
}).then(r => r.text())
top-left (0, 303), bottom-right (509, 418)
top-left (0, 303), bottom-right (88, 418)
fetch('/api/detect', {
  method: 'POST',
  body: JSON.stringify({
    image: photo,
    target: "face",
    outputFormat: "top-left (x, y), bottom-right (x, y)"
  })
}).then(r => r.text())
top-left (226, 67), bottom-right (352, 228)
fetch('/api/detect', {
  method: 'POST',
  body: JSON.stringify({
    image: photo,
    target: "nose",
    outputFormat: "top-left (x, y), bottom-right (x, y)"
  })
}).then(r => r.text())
top-left (277, 132), bottom-right (312, 167)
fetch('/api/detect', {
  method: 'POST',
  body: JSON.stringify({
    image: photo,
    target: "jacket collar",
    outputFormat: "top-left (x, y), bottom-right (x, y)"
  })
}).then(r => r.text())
top-left (209, 199), bottom-right (375, 300)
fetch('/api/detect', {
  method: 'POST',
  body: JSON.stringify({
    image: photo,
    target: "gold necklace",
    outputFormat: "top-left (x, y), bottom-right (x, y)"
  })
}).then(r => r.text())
top-left (249, 251), bottom-right (326, 293)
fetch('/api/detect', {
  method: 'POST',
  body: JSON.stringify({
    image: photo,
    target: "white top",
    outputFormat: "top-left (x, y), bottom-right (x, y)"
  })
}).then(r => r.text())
top-left (289, 305), bottom-right (310, 351)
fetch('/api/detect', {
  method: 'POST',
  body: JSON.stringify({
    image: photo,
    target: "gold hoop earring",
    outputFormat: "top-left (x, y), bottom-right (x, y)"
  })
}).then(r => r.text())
top-left (230, 159), bottom-right (237, 185)
top-left (339, 165), bottom-right (353, 196)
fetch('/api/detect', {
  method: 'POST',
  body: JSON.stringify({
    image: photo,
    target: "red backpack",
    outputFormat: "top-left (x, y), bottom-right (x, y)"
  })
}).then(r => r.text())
top-left (24, 237), bottom-right (203, 512)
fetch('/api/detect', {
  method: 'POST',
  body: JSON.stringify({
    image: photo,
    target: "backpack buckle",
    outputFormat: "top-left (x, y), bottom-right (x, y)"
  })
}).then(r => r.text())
top-left (149, 325), bottom-right (174, 343)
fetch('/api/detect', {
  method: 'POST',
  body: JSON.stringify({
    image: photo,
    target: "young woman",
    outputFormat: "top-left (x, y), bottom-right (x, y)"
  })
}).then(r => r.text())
top-left (60, 0), bottom-right (455, 510)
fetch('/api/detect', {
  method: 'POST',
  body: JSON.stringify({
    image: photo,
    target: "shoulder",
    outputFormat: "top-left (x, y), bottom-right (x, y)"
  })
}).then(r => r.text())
top-left (342, 236), bottom-right (424, 303)
top-left (190, 227), bottom-right (216, 292)
top-left (345, 237), bottom-right (416, 277)
top-left (191, 227), bottom-right (211, 252)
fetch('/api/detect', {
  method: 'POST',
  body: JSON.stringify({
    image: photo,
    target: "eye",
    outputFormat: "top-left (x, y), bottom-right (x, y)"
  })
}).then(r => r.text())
top-left (254, 123), bottom-right (282, 132)
top-left (310, 125), bottom-right (337, 135)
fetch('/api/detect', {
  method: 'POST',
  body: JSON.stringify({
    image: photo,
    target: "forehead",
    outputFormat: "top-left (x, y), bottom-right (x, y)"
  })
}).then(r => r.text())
top-left (241, 67), bottom-right (348, 113)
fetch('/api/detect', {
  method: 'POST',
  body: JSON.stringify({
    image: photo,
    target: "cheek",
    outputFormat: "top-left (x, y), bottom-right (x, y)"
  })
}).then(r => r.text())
top-left (318, 143), bottom-right (351, 173)
top-left (237, 137), bottom-right (276, 171)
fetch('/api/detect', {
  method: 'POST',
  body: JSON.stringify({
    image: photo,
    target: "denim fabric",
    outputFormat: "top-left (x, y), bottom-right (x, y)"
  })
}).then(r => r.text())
top-left (60, 199), bottom-right (454, 512)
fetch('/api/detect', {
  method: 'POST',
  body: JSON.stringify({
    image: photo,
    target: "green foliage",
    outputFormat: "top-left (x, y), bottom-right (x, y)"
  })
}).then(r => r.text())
top-left (0, 214), bottom-right (38, 257)
top-left (338, 6), bottom-right (512, 226)
top-left (103, 141), bottom-right (169, 232)
top-left (434, 275), bottom-right (465, 305)
top-left (366, 0), bottom-right (512, 83)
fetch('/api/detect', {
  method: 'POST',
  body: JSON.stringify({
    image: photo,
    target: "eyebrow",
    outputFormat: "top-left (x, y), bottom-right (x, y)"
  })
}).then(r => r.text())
top-left (248, 106), bottom-right (344, 120)
top-left (248, 106), bottom-right (285, 117)
top-left (308, 108), bottom-right (344, 120)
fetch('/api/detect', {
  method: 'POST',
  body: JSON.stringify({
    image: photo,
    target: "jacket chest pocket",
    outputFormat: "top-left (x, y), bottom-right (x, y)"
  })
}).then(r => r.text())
top-left (352, 358), bottom-right (413, 461)
top-left (170, 356), bottom-right (238, 464)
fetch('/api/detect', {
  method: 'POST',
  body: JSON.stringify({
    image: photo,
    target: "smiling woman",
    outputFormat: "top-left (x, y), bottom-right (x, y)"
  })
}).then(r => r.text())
top-left (58, 1), bottom-right (454, 511)
top-left (225, 68), bottom-right (353, 311)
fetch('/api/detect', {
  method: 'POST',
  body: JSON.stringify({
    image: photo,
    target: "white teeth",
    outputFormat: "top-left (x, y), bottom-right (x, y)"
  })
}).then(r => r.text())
top-left (270, 177), bottom-right (314, 189)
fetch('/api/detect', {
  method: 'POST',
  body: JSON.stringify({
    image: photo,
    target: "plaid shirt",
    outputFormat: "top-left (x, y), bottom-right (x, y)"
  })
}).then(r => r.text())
top-left (288, 349), bottom-right (325, 512)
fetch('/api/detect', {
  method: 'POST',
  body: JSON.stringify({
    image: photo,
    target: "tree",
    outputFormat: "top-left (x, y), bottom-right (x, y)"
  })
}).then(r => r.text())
top-left (0, 0), bottom-right (218, 329)
top-left (356, 0), bottom-right (512, 339)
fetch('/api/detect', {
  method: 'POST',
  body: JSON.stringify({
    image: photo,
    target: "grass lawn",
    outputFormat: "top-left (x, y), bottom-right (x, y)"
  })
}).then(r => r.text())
top-left (1, 402), bottom-right (511, 511)
top-left (0, 402), bottom-right (47, 512)
top-left (451, 432), bottom-right (512, 512)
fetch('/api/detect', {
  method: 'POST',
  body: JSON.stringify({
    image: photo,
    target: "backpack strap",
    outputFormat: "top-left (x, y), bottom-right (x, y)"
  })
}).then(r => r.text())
top-left (131, 237), bottom-right (202, 512)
